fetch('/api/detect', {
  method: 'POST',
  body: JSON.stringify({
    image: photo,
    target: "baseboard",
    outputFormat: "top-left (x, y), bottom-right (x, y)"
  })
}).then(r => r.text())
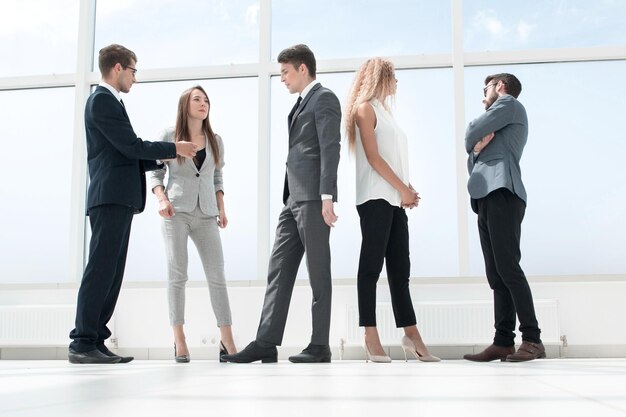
top-left (3, 344), bottom-right (626, 360)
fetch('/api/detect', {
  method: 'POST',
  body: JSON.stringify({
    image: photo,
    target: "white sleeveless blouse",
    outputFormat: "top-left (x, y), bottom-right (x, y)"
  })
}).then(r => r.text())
top-left (355, 99), bottom-right (410, 207)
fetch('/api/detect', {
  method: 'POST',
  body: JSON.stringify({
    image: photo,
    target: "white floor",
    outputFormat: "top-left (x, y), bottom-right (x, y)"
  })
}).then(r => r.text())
top-left (1, 359), bottom-right (625, 417)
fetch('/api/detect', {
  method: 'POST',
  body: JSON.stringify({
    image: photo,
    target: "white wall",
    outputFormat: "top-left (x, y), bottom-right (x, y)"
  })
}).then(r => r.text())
top-left (1, 277), bottom-right (624, 359)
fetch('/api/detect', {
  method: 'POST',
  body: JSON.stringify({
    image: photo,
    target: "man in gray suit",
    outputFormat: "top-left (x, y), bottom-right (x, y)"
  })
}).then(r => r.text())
top-left (463, 73), bottom-right (545, 362)
top-left (223, 44), bottom-right (341, 363)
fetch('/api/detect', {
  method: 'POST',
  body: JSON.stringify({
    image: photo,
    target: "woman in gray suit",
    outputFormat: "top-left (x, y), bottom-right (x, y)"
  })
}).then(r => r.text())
top-left (150, 85), bottom-right (236, 362)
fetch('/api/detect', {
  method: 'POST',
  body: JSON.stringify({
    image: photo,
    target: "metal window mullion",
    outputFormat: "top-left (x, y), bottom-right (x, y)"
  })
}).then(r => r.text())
top-left (256, 0), bottom-right (272, 283)
top-left (68, 0), bottom-right (97, 283)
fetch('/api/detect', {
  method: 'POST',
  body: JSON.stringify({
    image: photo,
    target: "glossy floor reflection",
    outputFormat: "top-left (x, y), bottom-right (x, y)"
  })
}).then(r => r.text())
top-left (1, 359), bottom-right (625, 417)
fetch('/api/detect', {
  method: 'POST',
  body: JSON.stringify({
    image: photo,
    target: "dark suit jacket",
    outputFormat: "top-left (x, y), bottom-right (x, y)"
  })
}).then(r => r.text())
top-left (283, 83), bottom-right (341, 204)
top-left (84, 86), bottom-right (176, 214)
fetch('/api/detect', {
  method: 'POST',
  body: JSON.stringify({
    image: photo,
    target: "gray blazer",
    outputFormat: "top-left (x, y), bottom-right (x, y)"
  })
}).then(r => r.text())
top-left (150, 127), bottom-right (224, 216)
top-left (283, 83), bottom-right (341, 204)
top-left (465, 94), bottom-right (528, 203)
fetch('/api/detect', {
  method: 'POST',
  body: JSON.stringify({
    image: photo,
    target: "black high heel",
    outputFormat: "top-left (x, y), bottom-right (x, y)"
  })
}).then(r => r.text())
top-left (174, 343), bottom-right (190, 363)
top-left (219, 341), bottom-right (228, 363)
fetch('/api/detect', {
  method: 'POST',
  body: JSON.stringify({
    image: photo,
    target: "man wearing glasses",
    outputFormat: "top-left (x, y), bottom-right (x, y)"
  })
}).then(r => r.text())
top-left (68, 44), bottom-right (197, 364)
top-left (463, 73), bottom-right (545, 362)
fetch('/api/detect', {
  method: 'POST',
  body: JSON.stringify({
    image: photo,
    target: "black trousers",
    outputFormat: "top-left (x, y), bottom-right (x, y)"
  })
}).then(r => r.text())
top-left (474, 188), bottom-right (541, 346)
top-left (69, 204), bottom-right (134, 352)
top-left (356, 199), bottom-right (416, 328)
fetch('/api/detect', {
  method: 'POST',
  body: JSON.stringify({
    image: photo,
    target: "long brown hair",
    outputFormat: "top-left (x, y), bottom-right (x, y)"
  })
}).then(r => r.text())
top-left (174, 85), bottom-right (219, 165)
top-left (345, 58), bottom-right (396, 152)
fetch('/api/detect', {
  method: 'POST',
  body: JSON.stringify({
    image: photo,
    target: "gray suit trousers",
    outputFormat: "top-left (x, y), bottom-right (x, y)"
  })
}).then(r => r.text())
top-left (256, 197), bottom-right (332, 346)
top-left (161, 205), bottom-right (232, 327)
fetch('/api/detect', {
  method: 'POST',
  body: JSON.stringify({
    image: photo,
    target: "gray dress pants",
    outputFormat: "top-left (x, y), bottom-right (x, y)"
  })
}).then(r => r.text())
top-left (256, 197), bottom-right (332, 346)
top-left (162, 205), bottom-right (232, 327)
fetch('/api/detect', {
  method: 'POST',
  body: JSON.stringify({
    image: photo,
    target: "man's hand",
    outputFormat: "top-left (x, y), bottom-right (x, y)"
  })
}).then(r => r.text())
top-left (175, 142), bottom-right (198, 158)
top-left (158, 199), bottom-right (175, 218)
top-left (322, 199), bottom-right (338, 227)
top-left (473, 132), bottom-right (495, 154)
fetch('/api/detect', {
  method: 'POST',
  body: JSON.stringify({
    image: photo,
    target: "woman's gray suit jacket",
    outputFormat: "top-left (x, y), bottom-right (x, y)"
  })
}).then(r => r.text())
top-left (149, 127), bottom-right (224, 216)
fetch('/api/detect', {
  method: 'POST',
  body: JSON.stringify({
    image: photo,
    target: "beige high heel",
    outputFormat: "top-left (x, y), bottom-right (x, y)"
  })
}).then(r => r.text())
top-left (364, 340), bottom-right (391, 363)
top-left (401, 336), bottom-right (440, 362)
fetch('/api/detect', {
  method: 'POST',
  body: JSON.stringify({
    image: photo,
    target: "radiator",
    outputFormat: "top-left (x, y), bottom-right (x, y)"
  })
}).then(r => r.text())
top-left (0, 305), bottom-right (76, 346)
top-left (345, 299), bottom-right (560, 345)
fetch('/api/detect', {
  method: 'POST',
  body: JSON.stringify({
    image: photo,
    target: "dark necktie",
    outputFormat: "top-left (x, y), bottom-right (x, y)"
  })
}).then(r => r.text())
top-left (288, 96), bottom-right (302, 126)
top-left (120, 99), bottom-right (128, 117)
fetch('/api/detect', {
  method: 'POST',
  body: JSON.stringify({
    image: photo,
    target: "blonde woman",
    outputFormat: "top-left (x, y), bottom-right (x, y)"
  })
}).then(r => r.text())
top-left (345, 59), bottom-right (439, 363)
top-left (150, 86), bottom-right (237, 362)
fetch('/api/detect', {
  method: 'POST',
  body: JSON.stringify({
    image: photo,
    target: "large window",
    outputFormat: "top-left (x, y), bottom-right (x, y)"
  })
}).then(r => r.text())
top-left (118, 78), bottom-right (259, 282)
top-left (0, 0), bottom-right (79, 77)
top-left (465, 61), bottom-right (626, 276)
top-left (395, 68), bottom-right (458, 277)
top-left (464, 1), bottom-right (626, 51)
top-left (271, 0), bottom-right (451, 60)
top-left (270, 68), bottom-right (457, 279)
top-left (94, 0), bottom-right (260, 69)
top-left (1, 0), bottom-right (624, 285)
top-left (0, 88), bottom-right (75, 283)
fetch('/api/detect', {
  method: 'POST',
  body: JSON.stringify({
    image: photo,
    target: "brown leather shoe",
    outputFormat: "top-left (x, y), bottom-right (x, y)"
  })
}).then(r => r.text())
top-left (506, 341), bottom-right (546, 362)
top-left (463, 344), bottom-right (515, 362)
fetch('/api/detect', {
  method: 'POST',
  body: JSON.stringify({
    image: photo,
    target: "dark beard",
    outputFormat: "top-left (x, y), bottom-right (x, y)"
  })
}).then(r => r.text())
top-left (484, 96), bottom-right (497, 110)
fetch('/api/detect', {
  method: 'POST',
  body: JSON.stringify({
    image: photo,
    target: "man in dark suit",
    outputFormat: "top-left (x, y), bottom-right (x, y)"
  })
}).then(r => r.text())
top-left (463, 73), bottom-right (545, 362)
top-left (68, 44), bottom-right (197, 364)
top-left (222, 44), bottom-right (341, 363)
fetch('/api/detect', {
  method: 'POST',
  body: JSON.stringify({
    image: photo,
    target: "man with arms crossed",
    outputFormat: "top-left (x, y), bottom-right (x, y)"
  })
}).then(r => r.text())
top-left (463, 73), bottom-right (545, 362)
top-left (68, 44), bottom-right (197, 364)
top-left (223, 44), bottom-right (341, 363)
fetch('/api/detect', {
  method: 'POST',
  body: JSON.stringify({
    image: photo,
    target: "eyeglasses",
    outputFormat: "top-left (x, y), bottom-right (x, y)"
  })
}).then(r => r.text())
top-left (124, 65), bottom-right (137, 75)
top-left (483, 82), bottom-right (497, 96)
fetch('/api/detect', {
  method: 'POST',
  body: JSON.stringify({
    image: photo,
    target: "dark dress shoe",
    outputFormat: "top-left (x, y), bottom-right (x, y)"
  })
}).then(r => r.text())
top-left (463, 344), bottom-right (515, 362)
top-left (506, 341), bottom-right (546, 362)
top-left (99, 346), bottom-right (134, 363)
top-left (68, 348), bottom-right (121, 364)
top-left (289, 344), bottom-right (331, 363)
top-left (221, 341), bottom-right (277, 363)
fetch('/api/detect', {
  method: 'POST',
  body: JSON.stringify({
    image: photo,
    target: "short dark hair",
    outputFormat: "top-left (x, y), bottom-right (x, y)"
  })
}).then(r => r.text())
top-left (277, 44), bottom-right (316, 77)
top-left (98, 44), bottom-right (137, 76)
top-left (485, 73), bottom-right (522, 98)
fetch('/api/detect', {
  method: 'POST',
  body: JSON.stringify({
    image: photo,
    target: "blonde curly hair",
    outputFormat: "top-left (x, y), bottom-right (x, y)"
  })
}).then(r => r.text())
top-left (345, 58), bottom-right (396, 151)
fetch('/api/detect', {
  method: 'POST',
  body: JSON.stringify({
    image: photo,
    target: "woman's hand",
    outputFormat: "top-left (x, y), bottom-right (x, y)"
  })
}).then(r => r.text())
top-left (158, 199), bottom-right (175, 218)
top-left (217, 210), bottom-right (228, 228)
top-left (401, 187), bottom-right (417, 208)
top-left (401, 184), bottom-right (420, 209)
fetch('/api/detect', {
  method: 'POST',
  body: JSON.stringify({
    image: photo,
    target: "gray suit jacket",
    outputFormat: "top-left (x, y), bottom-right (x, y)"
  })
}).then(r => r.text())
top-left (149, 127), bottom-right (225, 216)
top-left (465, 94), bottom-right (528, 204)
top-left (283, 83), bottom-right (341, 204)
